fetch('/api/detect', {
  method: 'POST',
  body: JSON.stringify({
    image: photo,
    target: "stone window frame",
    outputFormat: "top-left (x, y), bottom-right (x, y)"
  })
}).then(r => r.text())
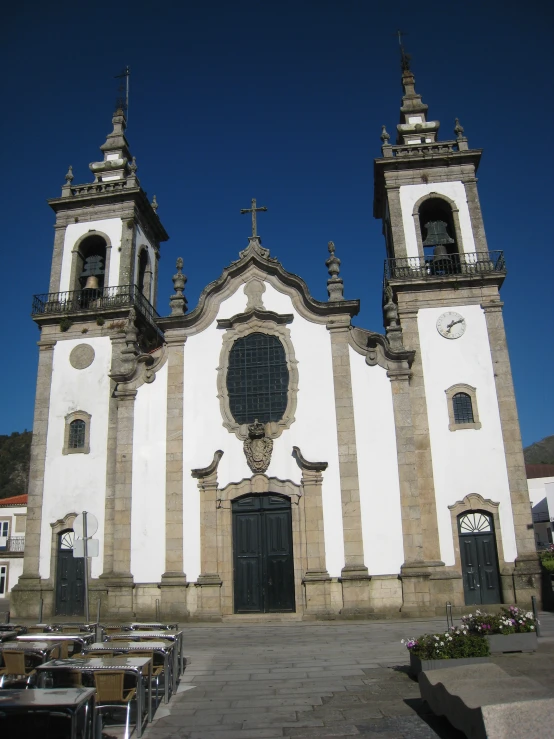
top-left (14, 514), bottom-right (26, 534)
top-left (0, 518), bottom-right (10, 540)
top-left (0, 562), bottom-right (9, 595)
top-left (412, 192), bottom-right (463, 259)
top-left (63, 411), bottom-right (92, 455)
top-left (445, 383), bottom-right (481, 431)
top-left (217, 316), bottom-right (299, 441)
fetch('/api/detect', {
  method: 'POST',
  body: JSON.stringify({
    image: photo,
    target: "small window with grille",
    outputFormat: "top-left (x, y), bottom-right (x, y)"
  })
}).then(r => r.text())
top-left (0, 564), bottom-right (7, 595)
top-left (69, 419), bottom-right (86, 448)
top-left (445, 384), bottom-right (481, 431)
top-left (226, 333), bottom-right (289, 425)
top-left (452, 393), bottom-right (474, 424)
top-left (63, 411), bottom-right (91, 454)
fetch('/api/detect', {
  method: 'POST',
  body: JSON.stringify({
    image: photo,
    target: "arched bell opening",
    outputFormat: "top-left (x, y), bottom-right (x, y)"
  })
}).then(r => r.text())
top-left (73, 234), bottom-right (107, 293)
top-left (418, 197), bottom-right (460, 274)
top-left (137, 247), bottom-right (153, 302)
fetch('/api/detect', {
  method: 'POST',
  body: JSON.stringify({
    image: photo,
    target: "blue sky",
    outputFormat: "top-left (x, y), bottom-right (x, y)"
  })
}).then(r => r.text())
top-left (1, 0), bottom-right (552, 447)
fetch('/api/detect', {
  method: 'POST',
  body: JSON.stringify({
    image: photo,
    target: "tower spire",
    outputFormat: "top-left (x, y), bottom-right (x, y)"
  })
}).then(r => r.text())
top-left (395, 44), bottom-right (440, 145)
top-left (88, 106), bottom-right (136, 184)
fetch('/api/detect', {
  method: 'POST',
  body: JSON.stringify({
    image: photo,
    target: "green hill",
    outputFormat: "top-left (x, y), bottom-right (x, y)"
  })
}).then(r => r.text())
top-left (0, 430), bottom-right (32, 500)
top-left (523, 435), bottom-right (554, 465)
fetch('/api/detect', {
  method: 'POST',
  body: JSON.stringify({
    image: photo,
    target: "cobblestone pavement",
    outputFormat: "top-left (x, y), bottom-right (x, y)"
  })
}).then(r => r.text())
top-left (136, 612), bottom-right (553, 739)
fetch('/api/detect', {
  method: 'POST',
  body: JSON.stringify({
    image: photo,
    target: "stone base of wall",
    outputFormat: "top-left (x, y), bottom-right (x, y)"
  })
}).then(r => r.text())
top-left (10, 565), bottom-right (542, 621)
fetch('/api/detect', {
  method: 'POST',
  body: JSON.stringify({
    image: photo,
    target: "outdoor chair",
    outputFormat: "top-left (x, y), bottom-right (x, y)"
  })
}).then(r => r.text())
top-left (127, 650), bottom-right (164, 706)
top-left (0, 651), bottom-right (40, 688)
top-left (94, 671), bottom-right (137, 739)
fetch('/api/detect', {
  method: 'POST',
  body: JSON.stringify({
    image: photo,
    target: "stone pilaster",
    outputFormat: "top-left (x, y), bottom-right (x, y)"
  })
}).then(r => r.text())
top-left (118, 217), bottom-right (135, 286)
top-left (48, 224), bottom-right (67, 293)
top-left (99, 383), bottom-right (118, 577)
top-left (160, 329), bottom-right (189, 620)
top-left (11, 339), bottom-right (56, 619)
top-left (293, 448), bottom-right (332, 616)
top-left (191, 452), bottom-right (224, 621)
top-left (327, 321), bottom-right (370, 615)
top-left (463, 179), bottom-right (489, 253)
top-left (482, 300), bottom-right (540, 604)
top-left (386, 186), bottom-right (408, 259)
top-left (397, 310), bottom-right (442, 564)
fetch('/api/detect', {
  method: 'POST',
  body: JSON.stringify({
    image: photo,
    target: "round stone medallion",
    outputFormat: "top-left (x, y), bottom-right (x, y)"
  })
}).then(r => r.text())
top-left (69, 343), bottom-right (95, 370)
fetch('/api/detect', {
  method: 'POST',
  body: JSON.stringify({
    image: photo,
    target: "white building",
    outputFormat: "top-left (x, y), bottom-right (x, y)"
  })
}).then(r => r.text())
top-left (527, 465), bottom-right (554, 549)
top-left (0, 495), bottom-right (27, 603)
top-left (12, 61), bottom-right (541, 621)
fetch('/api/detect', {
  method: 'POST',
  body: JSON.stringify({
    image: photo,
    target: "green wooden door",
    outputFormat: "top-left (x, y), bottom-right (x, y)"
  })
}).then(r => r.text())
top-left (233, 495), bottom-right (295, 613)
top-left (55, 530), bottom-right (84, 616)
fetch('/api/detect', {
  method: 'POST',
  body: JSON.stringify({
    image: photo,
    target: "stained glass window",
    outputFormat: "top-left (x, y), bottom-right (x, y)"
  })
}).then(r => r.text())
top-left (453, 392), bottom-right (474, 424)
top-left (227, 333), bottom-right (289, 425)
top-left (69, 419), bottom-right (86, 449)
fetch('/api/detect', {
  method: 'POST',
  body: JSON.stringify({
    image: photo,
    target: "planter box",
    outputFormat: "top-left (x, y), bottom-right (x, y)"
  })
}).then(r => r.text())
top-left (409, 651), bottom-right (490, 677)
top-left (486, 632), bottom-right (538, 654)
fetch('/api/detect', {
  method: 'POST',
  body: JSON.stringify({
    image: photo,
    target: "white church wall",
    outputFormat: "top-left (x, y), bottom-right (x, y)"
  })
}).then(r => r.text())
top-left (349, 348), bottom-right (404, 575)
top-left (181, 280), bottom-right (344, 580)
top-left (131, 362), bottom-right (168, 583)
top-left (59, 219), bottom-right (123, 292)
top-left (40, 337), bottom-right (112, 579)
top-left (399, 182), bottom-right (476, 259)
top-left (418, 305), bottom-right (517, 566)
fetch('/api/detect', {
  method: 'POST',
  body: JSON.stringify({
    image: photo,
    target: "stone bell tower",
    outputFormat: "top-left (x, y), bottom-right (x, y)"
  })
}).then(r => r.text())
top-left (373, 52), bottom-right (540, 613)
top-left (11, 107), bottom-right (169, 620)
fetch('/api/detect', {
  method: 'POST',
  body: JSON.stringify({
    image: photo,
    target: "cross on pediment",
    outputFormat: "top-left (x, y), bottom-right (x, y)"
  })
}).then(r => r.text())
top-left (240, 198), bottom-right (267, 237)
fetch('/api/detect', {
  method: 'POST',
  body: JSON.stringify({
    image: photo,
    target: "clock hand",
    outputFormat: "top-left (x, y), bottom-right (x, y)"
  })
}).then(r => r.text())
top-left (446, 318), bottom-right (464, 332)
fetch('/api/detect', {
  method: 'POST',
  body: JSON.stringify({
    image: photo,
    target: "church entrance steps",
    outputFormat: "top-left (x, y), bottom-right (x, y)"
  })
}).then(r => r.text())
top-left (221, 612), bottom-right (306, 624)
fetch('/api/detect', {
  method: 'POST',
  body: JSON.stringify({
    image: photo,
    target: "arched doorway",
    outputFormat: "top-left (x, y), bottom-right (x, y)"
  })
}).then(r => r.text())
top-left (55, 530), bottom-right (84, 616)
top-left (232, 494), bottom-right (295, 614)
top-left (458, 512), bottom-right (501, 605)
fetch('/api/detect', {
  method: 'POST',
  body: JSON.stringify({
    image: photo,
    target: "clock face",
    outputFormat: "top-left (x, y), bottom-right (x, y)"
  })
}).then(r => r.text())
top-left (436, 311), bottom-right (466, 339)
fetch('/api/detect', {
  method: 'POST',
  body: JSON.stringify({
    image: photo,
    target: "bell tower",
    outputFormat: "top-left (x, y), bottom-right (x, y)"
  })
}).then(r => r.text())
top-left (373, 54), bottom-right (540, 612)
top-left (45, 107), bottom-right (168, 321)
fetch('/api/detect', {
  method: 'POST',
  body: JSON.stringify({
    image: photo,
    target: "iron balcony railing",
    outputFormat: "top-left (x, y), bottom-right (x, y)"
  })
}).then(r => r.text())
top-left (0, 537), bottom-right (25, 553)
top-left (384, 251), bottom-right (506, 281)
top-left (32, 284), bottom-right (160, 331)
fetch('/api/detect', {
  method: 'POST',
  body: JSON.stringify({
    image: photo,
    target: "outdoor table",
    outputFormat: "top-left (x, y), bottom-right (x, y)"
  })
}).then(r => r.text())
top-left (105, 630), bottom-right (183, 686)
top-left (17, 632), bottom-right (95, 654)
top-left (0, 624), bottom-right (26, 632)
top-left (84, 640), bottom-right (173, 703)
top-left (45, 622), bottom-right (98, 633)
top-left (0, 640), bottom-right (63, 662)
top-left (130, 622), bottom-right (178, 630)
top-left (0, 687), bottom-right (95, 739)
top-left (37, 656), bottom-right (152, 737)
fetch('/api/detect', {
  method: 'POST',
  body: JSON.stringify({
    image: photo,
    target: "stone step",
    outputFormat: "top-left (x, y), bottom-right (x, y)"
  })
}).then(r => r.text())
top-left (222, 612), bottom-right (306, 623)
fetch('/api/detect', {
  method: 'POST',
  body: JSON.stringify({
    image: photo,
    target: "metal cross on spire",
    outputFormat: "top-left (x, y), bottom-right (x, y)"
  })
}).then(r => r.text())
top-left (240, 198), bottom-right (267, 237)
top-left (396, 29), bottom-right (411, 72)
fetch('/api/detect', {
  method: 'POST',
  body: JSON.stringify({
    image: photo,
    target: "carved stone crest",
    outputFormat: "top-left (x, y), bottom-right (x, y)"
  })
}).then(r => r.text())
top-left (243, 419), bottom-right (273, 473)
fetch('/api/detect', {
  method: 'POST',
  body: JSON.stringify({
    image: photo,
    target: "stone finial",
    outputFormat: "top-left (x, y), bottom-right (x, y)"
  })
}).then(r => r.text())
top-left (65, 165), bottom-right (74, 184)
top-left (170, 257), bottom-right (188, 316)
top-left (129, 156), bottom-right (137, 174)
top-left (326, 241), bottom-right (344, 302)
top-left (151, 194), bottom-right (159, 213)
top-left (454, 118), bottom-right (465, 140)
top-left (380, 125), bottom-right (390, 145)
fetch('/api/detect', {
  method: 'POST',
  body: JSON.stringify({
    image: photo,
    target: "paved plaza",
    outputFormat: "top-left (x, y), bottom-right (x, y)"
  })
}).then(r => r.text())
top-left (139, 612), bottom-right (554, 739)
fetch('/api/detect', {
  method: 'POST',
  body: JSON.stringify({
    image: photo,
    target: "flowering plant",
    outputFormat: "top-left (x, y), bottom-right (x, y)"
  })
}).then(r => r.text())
top-left (539, 547), bottom-right (554, 573)
top-left (402, 627), bottom-right (489, 660)
top-left (461, 606), bottom-right (538, 635)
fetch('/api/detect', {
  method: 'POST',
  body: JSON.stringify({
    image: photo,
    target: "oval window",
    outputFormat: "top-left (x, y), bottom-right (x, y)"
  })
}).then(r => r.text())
top-left (226, 332), bottom-right (289, 425)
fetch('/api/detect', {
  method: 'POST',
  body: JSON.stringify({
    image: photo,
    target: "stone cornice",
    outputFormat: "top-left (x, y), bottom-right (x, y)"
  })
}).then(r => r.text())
top-left (217, 308), bottom-right (293, 329)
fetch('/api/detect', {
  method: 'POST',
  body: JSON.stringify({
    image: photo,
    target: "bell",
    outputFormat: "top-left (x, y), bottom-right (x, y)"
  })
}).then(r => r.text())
top-left (83, 274), bottom-right (99, 289)
top-left (422, 220), bottom-right (455, 247)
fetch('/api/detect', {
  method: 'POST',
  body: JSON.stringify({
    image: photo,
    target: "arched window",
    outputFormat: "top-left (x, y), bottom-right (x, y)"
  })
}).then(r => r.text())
top-left (445, 384), bottom-right (481, 431)
top-left (137, 248), bottom-right (152, 301)
top-left (63, 411), bottom-right (91, 454)
top-left (226, 333), bottom-right (289, 425)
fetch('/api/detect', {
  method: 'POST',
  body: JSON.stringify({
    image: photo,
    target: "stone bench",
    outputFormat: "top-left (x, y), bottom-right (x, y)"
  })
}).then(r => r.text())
top-left (419, 663), bottom-right (554, 739)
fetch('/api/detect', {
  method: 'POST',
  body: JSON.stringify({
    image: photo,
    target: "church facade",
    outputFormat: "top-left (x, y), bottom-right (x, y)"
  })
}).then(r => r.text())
top-left (12, 64), bottom-right (541, 621)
